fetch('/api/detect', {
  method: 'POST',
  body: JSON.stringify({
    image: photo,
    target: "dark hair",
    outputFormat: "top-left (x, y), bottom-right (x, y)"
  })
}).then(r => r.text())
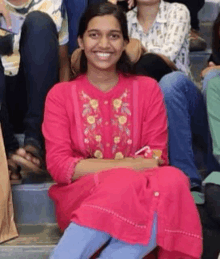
top-left (77, 2), bottom-right (134, 75)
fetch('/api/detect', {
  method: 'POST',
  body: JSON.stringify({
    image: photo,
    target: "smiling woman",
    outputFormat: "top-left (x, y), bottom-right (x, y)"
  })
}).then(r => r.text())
top-left (42, 3), bottom-right (202, 259)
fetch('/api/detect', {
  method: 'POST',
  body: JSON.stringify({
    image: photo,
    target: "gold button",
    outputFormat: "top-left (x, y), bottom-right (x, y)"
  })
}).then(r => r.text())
top-left (104, 100), bottom-right (108, 105)
top-left (105, 121), bottom-right (109, 126)
top-left (106, 143), bottom-right (110, 147)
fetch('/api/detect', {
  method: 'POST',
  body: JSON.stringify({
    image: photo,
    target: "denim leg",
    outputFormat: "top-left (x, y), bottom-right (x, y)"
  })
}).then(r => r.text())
top-left (0, 60), bottom-right (19, 155)
top-left (19, 11), bottom-right (59, 149)
top-left (64, 0), bottom-right (87, 54)
top-left (50, 222), bottom-right (111, 259)
top-left (159, 72), bottom-right (204, 188)
top-left (202, 69), bottom-right (220, 99)
top-left (99, 214), bottom-right (157, 258)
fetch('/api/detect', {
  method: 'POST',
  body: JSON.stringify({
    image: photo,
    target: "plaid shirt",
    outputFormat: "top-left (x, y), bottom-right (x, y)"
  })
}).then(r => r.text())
top-left (1, 0), bottom-right (69, 76)
top-left (127, 0), bottom-right (191, 76)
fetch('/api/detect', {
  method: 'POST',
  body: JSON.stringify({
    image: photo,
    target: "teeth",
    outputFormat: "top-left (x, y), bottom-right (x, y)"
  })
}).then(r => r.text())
top-left (96, 52), bottom-right (111, 58)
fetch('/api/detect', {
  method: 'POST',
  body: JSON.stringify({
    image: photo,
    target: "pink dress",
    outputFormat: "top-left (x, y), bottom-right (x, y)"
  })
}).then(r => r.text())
top-left (42, 74), bottom-right (202, 259)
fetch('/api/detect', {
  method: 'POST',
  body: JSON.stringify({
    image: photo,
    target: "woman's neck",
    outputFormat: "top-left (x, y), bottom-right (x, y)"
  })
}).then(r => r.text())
top-left (86, 67), bottom-right (119, 92)
top-left (137, 2), bottom-right (160, 33)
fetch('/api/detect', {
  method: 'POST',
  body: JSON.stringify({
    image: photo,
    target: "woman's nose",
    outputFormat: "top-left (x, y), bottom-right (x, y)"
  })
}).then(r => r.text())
top-left (99, 36), bottom-right (109, 48)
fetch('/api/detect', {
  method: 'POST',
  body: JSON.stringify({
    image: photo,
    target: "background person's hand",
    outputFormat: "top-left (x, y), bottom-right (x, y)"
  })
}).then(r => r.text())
top-left (201, 61), bottom-right (220, 78)
top-left (108, 0), bottom-right (134, 9)
top-left (0, 0), bottom-right (11, 29)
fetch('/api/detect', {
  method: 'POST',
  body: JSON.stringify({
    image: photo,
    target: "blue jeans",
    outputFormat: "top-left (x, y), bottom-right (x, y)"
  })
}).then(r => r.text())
top-left (64, 0), bottom-right (106, 54)
top-left (0, 11), bottom-right (59, 151)
top-left (50, 214), bottom-right (157, 259)
top-left (159, 72), bottom-right (209, 188)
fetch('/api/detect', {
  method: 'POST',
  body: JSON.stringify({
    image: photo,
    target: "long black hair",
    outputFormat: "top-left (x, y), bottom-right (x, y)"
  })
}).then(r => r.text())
top-left (77, 2), bottom-right (133, 75)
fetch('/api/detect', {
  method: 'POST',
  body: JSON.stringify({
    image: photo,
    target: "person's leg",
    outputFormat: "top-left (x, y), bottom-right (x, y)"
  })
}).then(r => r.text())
top-left (0, 60), bottom-right (20, 155)
top-left (159, 72), bottom-right (206, 189)
top-left (50, 222), bottom-right (111, 259)
top-left (99, 214), bottom-right (157, 259)
top-left (19, 11), bottom-right (59, 151)
top-left (64, 0), bottom-right (87, 54)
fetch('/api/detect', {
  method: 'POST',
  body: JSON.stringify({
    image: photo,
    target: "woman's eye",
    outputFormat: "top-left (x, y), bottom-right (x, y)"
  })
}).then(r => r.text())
top-left (89, 33), bottom-right (99, 38)
top-left (110, 34), bottom-right (120, 40)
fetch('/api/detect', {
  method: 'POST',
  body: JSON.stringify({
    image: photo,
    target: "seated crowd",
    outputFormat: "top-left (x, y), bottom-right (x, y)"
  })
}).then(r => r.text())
top-left (0, 0), bottom-right (219, 258)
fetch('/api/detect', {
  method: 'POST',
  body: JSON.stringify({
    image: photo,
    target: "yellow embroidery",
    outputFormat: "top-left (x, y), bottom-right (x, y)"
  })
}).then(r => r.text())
top-left (95, 135), bottom-right (102, 142)
top-left (118, 116), bottom-right (127, 125)
top-left (87, 116), bottom-right (95, 124)
top-left (90, 99), bottom-right (99, 109)
top-left (94, 150), bottom-right (103, 159)
top-left (113, 99), bottom-right (122, 109)
top-left (115, 152), bottom-right (124, 160)
top-left (114, 136), bottom-right (120, 144)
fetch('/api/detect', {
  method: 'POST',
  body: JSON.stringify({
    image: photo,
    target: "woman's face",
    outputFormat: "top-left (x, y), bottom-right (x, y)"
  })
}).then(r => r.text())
top-left (78, 15), bottom-right (127, 72)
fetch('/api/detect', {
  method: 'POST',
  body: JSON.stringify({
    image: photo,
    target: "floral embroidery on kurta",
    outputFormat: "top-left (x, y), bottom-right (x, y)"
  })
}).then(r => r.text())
top-left (79, 88), bottom-right (133, 159)
top-left (80, 91), bottom-right (104, 158)
top-left (111, 89), bottom-right (132, 159)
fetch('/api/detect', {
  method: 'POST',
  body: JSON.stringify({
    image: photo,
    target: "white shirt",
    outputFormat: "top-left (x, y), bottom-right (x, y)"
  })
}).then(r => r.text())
top-left (127, 0), bottom-right (191, 76)
top-left (1, 0), bottom-right (69, 76)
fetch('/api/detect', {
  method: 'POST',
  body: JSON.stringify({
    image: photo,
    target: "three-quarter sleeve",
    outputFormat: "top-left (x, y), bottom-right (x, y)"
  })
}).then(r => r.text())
top-left (42, 83), bottom-right (84, 184)
top-left (147, 4), bottom-right (190, 62)
top-left (141, 79), bottom-right (168, 165)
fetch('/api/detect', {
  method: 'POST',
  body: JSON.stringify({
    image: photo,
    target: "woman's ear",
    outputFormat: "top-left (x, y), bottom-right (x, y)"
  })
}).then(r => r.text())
top-left (77, 37), bottom-right (84, 50)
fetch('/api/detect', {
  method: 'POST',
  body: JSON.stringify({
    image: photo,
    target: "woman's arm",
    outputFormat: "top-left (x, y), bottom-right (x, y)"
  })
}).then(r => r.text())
top-left (74, 157), bottom-right (158, 180)
top-left (140, 78), bottom-right (168, 165)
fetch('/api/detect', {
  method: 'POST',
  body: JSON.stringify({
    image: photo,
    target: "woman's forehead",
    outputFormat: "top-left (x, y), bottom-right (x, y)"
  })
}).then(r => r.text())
top-left (87, 15), bottom-right (122, 32)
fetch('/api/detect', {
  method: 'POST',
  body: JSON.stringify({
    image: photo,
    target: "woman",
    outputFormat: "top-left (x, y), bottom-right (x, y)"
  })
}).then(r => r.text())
top-left (43, 3), bottom-right (202, 258)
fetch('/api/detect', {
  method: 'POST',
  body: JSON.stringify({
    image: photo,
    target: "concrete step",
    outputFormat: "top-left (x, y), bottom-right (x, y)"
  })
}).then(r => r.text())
top-left (12, 183), bottom-right (56, 225)
top-left (0, 224), bottom-right (59, 259)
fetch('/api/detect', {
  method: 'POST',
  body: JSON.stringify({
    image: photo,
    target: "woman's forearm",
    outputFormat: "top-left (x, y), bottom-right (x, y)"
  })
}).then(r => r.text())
top-left (73, 157), bottom-right (158, 180)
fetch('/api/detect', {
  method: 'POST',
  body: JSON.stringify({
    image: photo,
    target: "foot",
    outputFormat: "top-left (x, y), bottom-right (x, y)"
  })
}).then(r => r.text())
top-left (189, 29), bottom-right (207, 52)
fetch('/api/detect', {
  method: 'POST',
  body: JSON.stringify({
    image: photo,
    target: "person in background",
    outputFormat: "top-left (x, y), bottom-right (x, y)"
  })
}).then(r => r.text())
top-left (0, 0), bottom-right (70, 180)
top-left (166, 0), bottom-right (207, 51)
top-left (109, 0), bottom-right (210, 196)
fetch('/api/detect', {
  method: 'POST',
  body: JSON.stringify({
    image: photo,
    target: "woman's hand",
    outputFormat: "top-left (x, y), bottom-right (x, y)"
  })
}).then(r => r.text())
top-left (108, 0), bottom-right (134, 9)
top-left (0, 0), bottom-right (11, 29)
top-left (201, 61), bottom-right (220, 78)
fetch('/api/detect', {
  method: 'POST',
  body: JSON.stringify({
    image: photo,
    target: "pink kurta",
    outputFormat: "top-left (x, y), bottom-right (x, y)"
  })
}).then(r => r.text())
top-left (42, 74), bottom-right (202, 259)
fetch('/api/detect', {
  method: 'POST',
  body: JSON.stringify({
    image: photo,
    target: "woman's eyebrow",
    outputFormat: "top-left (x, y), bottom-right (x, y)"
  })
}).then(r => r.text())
top-left (87, 29), bottom-right (122, 33)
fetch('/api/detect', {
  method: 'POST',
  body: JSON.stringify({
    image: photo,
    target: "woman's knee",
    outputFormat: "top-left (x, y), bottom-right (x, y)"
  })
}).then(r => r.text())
top-left (158, 166), bottom-right (190, 189)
